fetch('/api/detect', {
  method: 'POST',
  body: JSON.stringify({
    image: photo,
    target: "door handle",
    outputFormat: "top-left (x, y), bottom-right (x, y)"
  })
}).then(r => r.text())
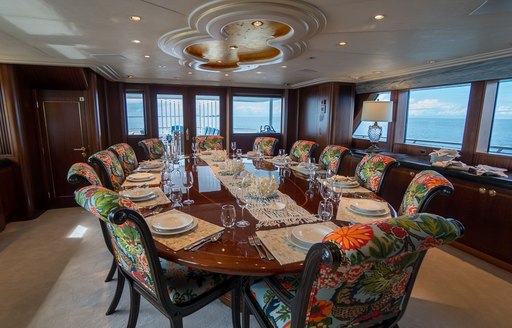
top-left (73, 147), bottom-right (86, 152)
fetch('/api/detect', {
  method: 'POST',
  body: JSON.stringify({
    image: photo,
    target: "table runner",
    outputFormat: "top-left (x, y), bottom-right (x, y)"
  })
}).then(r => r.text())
top-left (147, 209), bottom-right (224, 251)
top-left (256, 221), bottom-right (339, 265)
top-left (200, 155), bottom-right (322, 228)
top-left (336, 197), bottom-right (391, 224)
top-left (120, 187), bottom-right (170, 209)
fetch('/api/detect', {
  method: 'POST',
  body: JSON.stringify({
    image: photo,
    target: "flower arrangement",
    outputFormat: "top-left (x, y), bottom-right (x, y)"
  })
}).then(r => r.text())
top-left (249, 176), bottom-right (279, 199)
top-left (210, 150), bottom-right (228, 162)
top-left (221, 159), bottom-right (245, 175)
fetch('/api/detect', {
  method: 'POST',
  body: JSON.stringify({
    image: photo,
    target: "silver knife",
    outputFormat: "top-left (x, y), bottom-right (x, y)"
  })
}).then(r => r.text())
top-left (183, 232), bottom-right (219, 251)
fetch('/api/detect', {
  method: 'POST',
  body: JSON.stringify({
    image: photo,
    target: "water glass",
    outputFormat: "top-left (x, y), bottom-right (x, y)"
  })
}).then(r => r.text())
top-left (318, 200), bottom-right (334, 221)
top-left (221, 204), bottom-right (237, 228)
top-left (182, 171), bottom-right (194, 205)
top-left (170, 187), bottom-right (183, 208)
top-left (278, 148), bottom-right (286, 157)
top-left (231, 141), bottom-right (237, 157)
top-left (236, 187), bottom-right (250, 228)
top-left (320, 182), bottom-right (333, 201)
top-left (236, 148), bottom-right (242, 159)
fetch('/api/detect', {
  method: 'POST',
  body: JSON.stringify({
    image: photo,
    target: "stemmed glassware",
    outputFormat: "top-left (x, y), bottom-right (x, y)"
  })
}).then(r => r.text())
top-left (231, 141), bottom-right (237, 158)
top-left (236, 148), bottom-right (242, 160)
top-left (319, 181), bottom-right (333, 202)
top-left (318, 200), bottom-right (334, 221)
top-left (235, 187), bottom-right (250, 228)
top-left (170, 187), bottom-right (183, 208)
top-left (182, 171), bottom-right (194, 205)
top-left (278, 148), bottom-right (286, 157)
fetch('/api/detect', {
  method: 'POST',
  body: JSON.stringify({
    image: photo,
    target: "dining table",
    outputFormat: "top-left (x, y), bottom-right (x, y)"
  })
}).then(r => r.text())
top-left (130, 154), bottom-right (395, 277)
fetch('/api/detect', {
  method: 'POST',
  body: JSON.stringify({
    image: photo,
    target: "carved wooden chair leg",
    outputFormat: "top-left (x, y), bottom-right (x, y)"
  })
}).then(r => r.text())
top-left (232, 278), bottom-right (242, 328)
top-left (127, 284), bottom-right (140, 328)
top-left (105, 257), bottom-right (117, 282)
top-left (106, 272), bottom-right (125, 315)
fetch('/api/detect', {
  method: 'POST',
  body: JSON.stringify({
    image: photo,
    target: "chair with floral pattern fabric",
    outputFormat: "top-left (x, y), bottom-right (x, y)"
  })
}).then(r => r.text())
top-left (67, 163), bottom-right (123, 315)
top-left (399, 170), bottom-right (453, 215)
top-left (243, 213), bottom-right (464, 328)
top-left (108, 143), bottom-right (139, 176)
top-left (138, 138), bottom-right (165, 160)
top-left (194, 135), bottom-right (224, 151)
top-left (75, 185), bottom-right (240, 328)
top-left (289, 140), bottom-right (319, 162)
top-left (354, 154), bottom-right (399, 195)
top-left (88, 150), bottom-right (125, 192)
top-left (253, 137), bottom-right (279, 156)
top-left (318, 145), bottom-right (351, 174)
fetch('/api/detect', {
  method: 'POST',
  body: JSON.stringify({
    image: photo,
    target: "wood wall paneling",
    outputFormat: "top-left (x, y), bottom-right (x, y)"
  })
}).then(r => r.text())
top-left (460, 81), bottom-right (486, 164)
top-left (17, 65), bottom-right (88, 90)
top-left (284, 88), bottom-right (299, 152)
top-left (331, 83), bottom-right (355, 147)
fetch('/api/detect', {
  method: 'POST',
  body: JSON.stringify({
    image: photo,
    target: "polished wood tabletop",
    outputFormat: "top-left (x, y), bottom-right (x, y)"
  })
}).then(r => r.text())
top-left (152, 156), bottom-right (385, 276)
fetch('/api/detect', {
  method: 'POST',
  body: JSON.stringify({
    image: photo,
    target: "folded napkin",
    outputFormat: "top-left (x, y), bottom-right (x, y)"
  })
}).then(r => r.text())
top-left (432, 160), bottom-right (472, 171)
top-left (429, 148), bottom-right (460, 163)
top-left (469, 164), bottom-right (508, 178)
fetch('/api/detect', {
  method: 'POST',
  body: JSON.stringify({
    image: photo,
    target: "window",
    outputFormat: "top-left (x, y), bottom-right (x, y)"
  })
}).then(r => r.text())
top-left (195, 95), bottom-right (220, 135)
top-left (157, 94), bottom-right (184, 138)
top-left (489, 80), bottom-right (512, 154)
top-left (353, 92), bottom-right (390, 141)
top-left (405, 84), bottom-right (471, 149)
top-left (232, 96), bottom-right (282, 134)
top-left (125, 92), bottom-right (145, 135)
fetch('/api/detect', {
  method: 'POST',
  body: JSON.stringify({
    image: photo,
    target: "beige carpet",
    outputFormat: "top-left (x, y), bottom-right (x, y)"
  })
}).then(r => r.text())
top-left (0, 208), bottom-right (510, 327)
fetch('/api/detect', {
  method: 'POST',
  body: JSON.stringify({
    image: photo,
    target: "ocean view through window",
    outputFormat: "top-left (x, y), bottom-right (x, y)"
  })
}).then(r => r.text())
top-left (232, 96), bottom-right (282, 133)
top-left (489, 80), bottom-right (512, 155)
top-left (125, 92), bottom-right (145, 135)
top-left (405, 84), bottom-right (471, 149)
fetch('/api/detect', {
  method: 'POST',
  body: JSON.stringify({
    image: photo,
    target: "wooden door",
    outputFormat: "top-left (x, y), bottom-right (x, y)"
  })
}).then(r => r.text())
top-left (37, 91), bottom-right (89, 207)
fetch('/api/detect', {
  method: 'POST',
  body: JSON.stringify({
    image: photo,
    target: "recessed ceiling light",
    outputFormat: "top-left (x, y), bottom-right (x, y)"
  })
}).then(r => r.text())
top-left (256, 71), bottom-right (262, 74)
top-left (229, 45), bottom-right (238, 50)
top-left (144, 55), bottom-right (150, 58)
top-left (281, 65), bottom-right (287, 68)
top-left (252, 20), bottom-right (264, 27)
top-left (131, 39), bottom-right (141, 44)
top-left (216, 60), bottom-right (223, 63)
top-left (374, 14), bottom-right (385, 20)
top-left (426, 59), bottom-right (437, 64)
top-left (224, 73), bottom-right (229, 77)
top-left (338, 41), bottom-right (348, 46)
top-left (158, 65), bottom-right (167, 68)
top-left (373, 71), bottom-right (382, 74)
top-left (129, 15), bottom-right (142, 21)
top-left (127, 75), bottom-right (134, 78)
top-left (187, 71), bottom-right (193, 75)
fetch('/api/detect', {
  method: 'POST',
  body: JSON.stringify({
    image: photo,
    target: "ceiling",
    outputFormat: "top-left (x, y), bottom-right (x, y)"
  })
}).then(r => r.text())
top-left (1, 0), bottom-right (512, 89)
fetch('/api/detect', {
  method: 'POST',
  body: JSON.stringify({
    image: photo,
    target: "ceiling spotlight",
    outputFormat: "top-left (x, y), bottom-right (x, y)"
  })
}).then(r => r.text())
top-left (426, 59), bottom-right (437, 64)
top-left (158, 65), bottom-right (167, 68)
top-left (187, 71), bottom-right (193, 75)
top-left (229, 45), bottom-right (238, 50)
top-left (144, 55), bottom-right (150, 58)
top-left (338, 41), bottom-right (348, 46)
top-left (216, 60), bottom-right (223, 63)
top-left (281, 65), bottom-right (287, 68)
top-left (256, 71), bottom-right (262, 74)
top-left (131, 39), bottom-right (141, 44)
top-left (374, 14), bottom-right (385, 20)
top-left (129, 15), bottom-right (142, 21)
top-left (373, 71), bottom-right (382, 74)
top-left (224, 73), bottom-right (229, 77)
top-left (252, 20), bottom-right (264, 27)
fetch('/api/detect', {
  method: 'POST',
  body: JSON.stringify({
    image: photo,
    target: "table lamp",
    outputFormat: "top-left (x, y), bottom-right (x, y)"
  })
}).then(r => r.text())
top-left (361, 100), bottom-right (393, 153)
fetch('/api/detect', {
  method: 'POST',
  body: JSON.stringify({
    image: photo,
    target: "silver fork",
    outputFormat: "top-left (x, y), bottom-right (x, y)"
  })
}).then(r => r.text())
top-left (248, 235), bottom-right (266, 259)
top-left (253, 235), bottom-right (274, 260)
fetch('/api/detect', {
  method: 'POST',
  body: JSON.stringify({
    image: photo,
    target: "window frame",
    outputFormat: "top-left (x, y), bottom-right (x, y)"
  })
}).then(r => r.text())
top-left (124, 90), bottom-right (147, 137)
top-left (231, 94), bottom-right (283, 135)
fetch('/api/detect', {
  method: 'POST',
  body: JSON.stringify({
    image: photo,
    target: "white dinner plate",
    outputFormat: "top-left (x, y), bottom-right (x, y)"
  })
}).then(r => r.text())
top-left (347, 206), bottom-right (388, 217)
top-left (146, 214), bottom-right (198, 236)
top-left (291, 225), bottom-right (335, 248)
top-left (130, 193), bottom-right (158, 202)
top-left (285, 233), bottom-right (309, 251)
top-left (333, 181), bottom-right (360, 188)
top-left (122, 189), bottom-right (155, 200)
top-left (127, 173), bottom-right (155, 182)
top-left (350, 199), bottom-right (387, 214)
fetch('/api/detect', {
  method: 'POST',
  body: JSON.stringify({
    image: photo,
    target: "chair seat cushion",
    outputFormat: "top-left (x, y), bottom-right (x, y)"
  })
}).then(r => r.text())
top-left (159, 259), bottom-right (231, 304)
top-left (249, 274), bottom-right (300, 328)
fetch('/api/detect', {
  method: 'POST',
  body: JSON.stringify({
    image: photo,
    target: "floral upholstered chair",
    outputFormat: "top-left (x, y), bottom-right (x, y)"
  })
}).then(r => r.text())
top-left (289, 140), bottom-right (319, 162)
top-left (194, 135), bottom-right (224, 150)
top-left (399, 170), bottom-right (453, 215)
top-left (355, 154), bottom-right (399, 195)
top-left (108, 143), bottom-right (138, 175)
top-left (88, 150), bottom-right (125, 192)
top-left (318, 145), bottom-right (351, 173)
top-left (138, 138), bottom-right (165, 160)
top-left (74, 185), bottom-right (240, 328)
top-left (67, 163), bottom-right (124, 314)
top-left (243, 213), bottom-right (464, 328)
top-left (254, 137), bottom-right (279, 156)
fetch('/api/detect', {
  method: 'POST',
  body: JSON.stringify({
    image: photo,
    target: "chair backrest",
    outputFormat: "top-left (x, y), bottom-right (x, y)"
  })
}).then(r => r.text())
top-left (74, 185), bottom-right (173, 310)
top-left (88, 150), bottom-right (125, 191)
top-left (354, 153), bottom-right (399, 195)
top-left (108, 143), bottom-right (139, 175)
top-left (287, 213), bottom-right (464, 328)
top-left (289, 140), bottom-right (319, 162)
top-left (194, 135), bottom-right (224, 150)
top-left (399, 170), bottom-right (454, 215)
top-left (67, 162), bottom-right (103, 187)
top-left (318, 145), bottom-right (350, 173)
top-left (138, 138), bottom-right (165, 160)
top-left (254, 137), bottom-right (278, 156)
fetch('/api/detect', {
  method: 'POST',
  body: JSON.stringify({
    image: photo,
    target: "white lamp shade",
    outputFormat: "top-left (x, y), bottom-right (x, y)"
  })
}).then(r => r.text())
top-left (361, 101), bottom-right (393, 122)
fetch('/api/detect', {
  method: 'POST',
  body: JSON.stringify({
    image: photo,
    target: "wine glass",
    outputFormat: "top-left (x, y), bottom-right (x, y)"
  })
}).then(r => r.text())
top-left (318, 200), bottom-right (334, 221)
top-left (221, 204), bottom-right (237, 228)
top-left (182, 171), bottom-right (194, 205)
top-left (170, 187), bottom-right (183, 208)
top-left (235, 187), bottom-right (250, 228)
top-left (191, 142), bottom-right (196, 158)
top-left (320, 181), bottom-right (333, 202)
top-left (231, 141), bottom-right (237, 158)
top-left (236, 148), bottom-right (242, 160)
